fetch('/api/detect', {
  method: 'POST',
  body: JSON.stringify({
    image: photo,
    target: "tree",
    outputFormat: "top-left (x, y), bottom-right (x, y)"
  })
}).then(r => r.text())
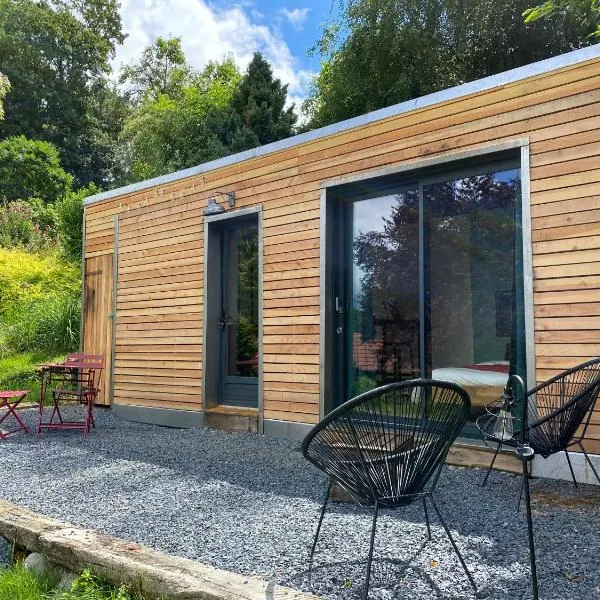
top-left (0, 73), bottom-right (8, 122)
top-left (119, 48), bottom-right (297, 183)
top-left (0, 136), bottom-right (73, 204)
top-left (225, 52), bottom-right (297, 152)
top-left (0, 0), bottom-right (125, 187)
top-left (119, 37), bottom-right (191, 103)
top-left (120, 52), bottom-right (241, 182)
top-left (304, 0), bottom-right (591, 128)
top-left (524, 0), bottom-right (600, 38)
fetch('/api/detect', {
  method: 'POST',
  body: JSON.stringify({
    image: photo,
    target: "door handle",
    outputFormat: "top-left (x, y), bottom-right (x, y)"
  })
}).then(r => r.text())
top-left (218, 317), bottom-right (236, 330)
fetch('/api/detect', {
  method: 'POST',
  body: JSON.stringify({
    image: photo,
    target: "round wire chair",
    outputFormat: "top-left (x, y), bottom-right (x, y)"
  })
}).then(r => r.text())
top-left (478, 358), bottom-right (600, 489)
top-left (301, 379), bottom-right (481, 599)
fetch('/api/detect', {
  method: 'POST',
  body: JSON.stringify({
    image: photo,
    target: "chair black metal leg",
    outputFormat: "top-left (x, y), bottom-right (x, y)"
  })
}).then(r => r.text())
top-left (309, 481), bottom-right (331, 576)
top-left (521, 458), bottom-right (539, 600)
top-left (422, 498), bottom-right (431, 541)
top-left (481, 443), bottom-right (502, 487)
top-left (564, 449), bottom-right (578, 488)
top-left (363, 500), bottom-right (379, 600)
top-left (428, 496), bottom-right (478, 593)
top-left (578, 441), bottom-right (600, 485)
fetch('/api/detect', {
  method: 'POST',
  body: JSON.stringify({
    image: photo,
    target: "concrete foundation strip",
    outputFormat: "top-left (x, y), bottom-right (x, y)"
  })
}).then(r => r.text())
top-left (0, 499), bottom-right (318, 600)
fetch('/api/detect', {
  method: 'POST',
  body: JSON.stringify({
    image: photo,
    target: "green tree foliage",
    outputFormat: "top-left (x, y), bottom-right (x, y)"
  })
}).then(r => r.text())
top-left (55, 184), bottom-right (99, 261)
top-left (120, 45), bottom-right (241, 181)
top-left (0, 72), bottom-right (8, 122)
top-left (305, 0), bottom-right (592, 127)
top-left (119, 47), bottom-right (298, 183)
top-left (0, 136), bottom-right (73, 204)
top-left (120, 36), bottom-right (191, 103)
top-left (524, 0), bottom-right (600, 37)
top-left (0, 0), bottom-right (126, 187)
top-left (225, 52), bottom-right (297, 152)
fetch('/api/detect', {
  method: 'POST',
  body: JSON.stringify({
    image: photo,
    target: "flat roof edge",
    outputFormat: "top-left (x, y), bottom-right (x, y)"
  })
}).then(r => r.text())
top-left (85, 44), bottom-right (600, 207)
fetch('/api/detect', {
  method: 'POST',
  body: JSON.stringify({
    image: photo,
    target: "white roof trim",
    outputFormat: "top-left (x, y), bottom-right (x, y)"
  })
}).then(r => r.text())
top-left (85, 44), bottom-right (600, 206)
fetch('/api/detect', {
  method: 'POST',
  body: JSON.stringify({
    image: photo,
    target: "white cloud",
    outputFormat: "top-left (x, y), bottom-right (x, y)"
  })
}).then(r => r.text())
top-left (113, 0), bottom-right (314, 105)
top-left (278, 7), bottom-right (310, 31)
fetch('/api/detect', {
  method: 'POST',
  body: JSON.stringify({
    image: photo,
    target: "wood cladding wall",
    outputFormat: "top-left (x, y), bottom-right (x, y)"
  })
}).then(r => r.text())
top-left (84, 56), bottom-right (600, 450)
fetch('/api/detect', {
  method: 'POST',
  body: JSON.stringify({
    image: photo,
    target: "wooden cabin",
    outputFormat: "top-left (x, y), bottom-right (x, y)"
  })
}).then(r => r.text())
top-left (82, 46), bottom-right (600, 482)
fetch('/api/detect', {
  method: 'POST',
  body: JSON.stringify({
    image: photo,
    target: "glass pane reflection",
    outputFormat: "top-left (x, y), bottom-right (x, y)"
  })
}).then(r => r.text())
top-left (349, 189), bottom-right (420, 397)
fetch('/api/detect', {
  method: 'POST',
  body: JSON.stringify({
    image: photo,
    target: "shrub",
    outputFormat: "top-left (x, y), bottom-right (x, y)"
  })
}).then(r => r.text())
top-left (0, 200), bottom-right (55, 251)
top-left (0, 247), bottom-right (80, 315)
top-left (56, 184), bottom-right (99, 261)
top-left (0, 136), bottom-right (73, 204)
top-left (1, 295), bottom-right (80, 355)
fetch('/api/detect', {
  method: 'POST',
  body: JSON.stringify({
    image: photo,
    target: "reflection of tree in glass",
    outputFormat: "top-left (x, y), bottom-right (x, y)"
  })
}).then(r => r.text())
top-left (352, 172), bottom-right (519, 378)
top-left (353, 189), bottom-right (419, 345)
top-left (237, 226), bottom-right (258, 364)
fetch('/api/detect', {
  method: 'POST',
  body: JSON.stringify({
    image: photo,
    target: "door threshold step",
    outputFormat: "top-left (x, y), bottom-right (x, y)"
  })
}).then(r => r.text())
top-left (204, 405), bottom-right (258, 417)
top-left (204, 406), bottom-right (258, 434)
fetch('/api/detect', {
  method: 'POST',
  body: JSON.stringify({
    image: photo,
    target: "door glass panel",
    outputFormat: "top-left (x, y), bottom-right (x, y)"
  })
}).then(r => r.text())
top-left (219, 218), bottom-right (259, 409)
top-left (423, 168), bottom-right (522, 430)
top-left (348, 188), bottom-right (420, 398)
top-left (226, 222), bottom-right (259, 378)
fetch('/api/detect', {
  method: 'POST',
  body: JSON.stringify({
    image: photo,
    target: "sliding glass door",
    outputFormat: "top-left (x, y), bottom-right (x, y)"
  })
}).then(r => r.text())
top-left (332, 159), bottom-right (525, 434)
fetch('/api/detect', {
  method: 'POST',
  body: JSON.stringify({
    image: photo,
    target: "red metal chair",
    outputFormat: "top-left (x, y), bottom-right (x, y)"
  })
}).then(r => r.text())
top-left (38, 354), bottom-right (104, 436)
top-left (0, 391), bottom-right (30, 438)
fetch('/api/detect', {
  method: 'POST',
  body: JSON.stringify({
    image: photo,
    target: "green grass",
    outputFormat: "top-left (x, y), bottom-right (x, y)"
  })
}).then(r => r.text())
top-left (0, 351), bottom-right (65, 402)
top-left (0, 566), bottom-right (147, 600)
top-left (0, 564), bottom-right (53, 600)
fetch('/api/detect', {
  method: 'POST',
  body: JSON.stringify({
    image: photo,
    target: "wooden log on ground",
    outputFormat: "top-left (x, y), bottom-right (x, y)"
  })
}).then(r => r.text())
top-left (0, 499), bottom-right (317, 600)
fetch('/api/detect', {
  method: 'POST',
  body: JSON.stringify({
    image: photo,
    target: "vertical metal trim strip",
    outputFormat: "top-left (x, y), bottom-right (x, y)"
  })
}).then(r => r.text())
top-left (79, 210), bottom-right (86, 353)
top-left (521, 142), bottom-right (536, 389)
top-left (110, 214), bottom-right (119, 405)
top-left (418, 181), bottom-right (425, 378)
top-left (257, 206), bottom-right (264, 434)
top-left (319, 187), bottom-right (327, 421)
top-left (201, 217), bottom-right (208, 427)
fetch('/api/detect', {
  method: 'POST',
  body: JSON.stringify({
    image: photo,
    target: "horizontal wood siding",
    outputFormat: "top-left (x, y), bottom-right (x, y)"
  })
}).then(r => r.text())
top-left (113, 202), bottom-right (203, 412)
top-left (85, 56), bottom-right (600, 448)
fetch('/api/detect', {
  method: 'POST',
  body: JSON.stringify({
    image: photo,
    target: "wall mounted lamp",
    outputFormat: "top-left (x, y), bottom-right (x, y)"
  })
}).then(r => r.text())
top-left (203, 190), bottom-right (236, 215)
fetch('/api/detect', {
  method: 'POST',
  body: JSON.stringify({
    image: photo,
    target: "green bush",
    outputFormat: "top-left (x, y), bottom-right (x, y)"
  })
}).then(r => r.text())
top-left (0, 248), bottom-right (81, 360)
top-left (0, 136), bottom-right (73, 204)
top-left (56, 184), bottom-right (99, 261)
top-left (0, 201), bottom-right (55, 251)
top-left (1, 295), bottom-right (80, 355)
top-left (0, 248), bottom-right (80, 315)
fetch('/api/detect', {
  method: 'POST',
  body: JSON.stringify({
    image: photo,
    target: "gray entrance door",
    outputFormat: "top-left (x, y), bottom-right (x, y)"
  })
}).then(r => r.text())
top-left (218, 217), bottom-right (259, 408)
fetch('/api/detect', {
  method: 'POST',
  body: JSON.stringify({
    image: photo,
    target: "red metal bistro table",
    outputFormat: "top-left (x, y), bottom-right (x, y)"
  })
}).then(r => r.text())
top-left (37, 355), bottom-right (103, 436)
top-left (0, 391), bottom-right (31, 438)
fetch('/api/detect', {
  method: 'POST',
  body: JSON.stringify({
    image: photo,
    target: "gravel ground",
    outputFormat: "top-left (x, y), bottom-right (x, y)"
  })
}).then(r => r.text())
top-left (0, 407), bottom-right (598, 600)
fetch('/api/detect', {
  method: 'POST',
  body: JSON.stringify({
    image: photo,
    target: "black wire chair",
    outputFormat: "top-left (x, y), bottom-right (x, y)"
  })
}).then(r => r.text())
top-left (301, 380), bottom-right (481, 599)
top-left (479, 358), bottom-right (600, 489)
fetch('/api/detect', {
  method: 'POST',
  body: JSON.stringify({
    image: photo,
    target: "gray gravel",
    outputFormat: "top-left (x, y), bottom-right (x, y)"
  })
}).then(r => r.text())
top-left (0, 407), bottom-right (599, 599)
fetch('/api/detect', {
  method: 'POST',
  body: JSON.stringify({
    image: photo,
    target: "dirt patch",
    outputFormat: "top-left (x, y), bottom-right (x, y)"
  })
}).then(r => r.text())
top-left (531, 489), bottom-right (600, 510)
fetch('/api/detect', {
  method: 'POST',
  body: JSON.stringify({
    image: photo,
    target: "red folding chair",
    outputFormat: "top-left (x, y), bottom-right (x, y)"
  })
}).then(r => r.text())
top-left (0, 391), bottom-right (30, 438)
top-left (37, 355), bottom-right (104, 436)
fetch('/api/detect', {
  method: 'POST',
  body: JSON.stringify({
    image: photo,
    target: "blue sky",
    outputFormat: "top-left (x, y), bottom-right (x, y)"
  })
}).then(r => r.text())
top-left (114, 1), bottom-right (339, 109)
